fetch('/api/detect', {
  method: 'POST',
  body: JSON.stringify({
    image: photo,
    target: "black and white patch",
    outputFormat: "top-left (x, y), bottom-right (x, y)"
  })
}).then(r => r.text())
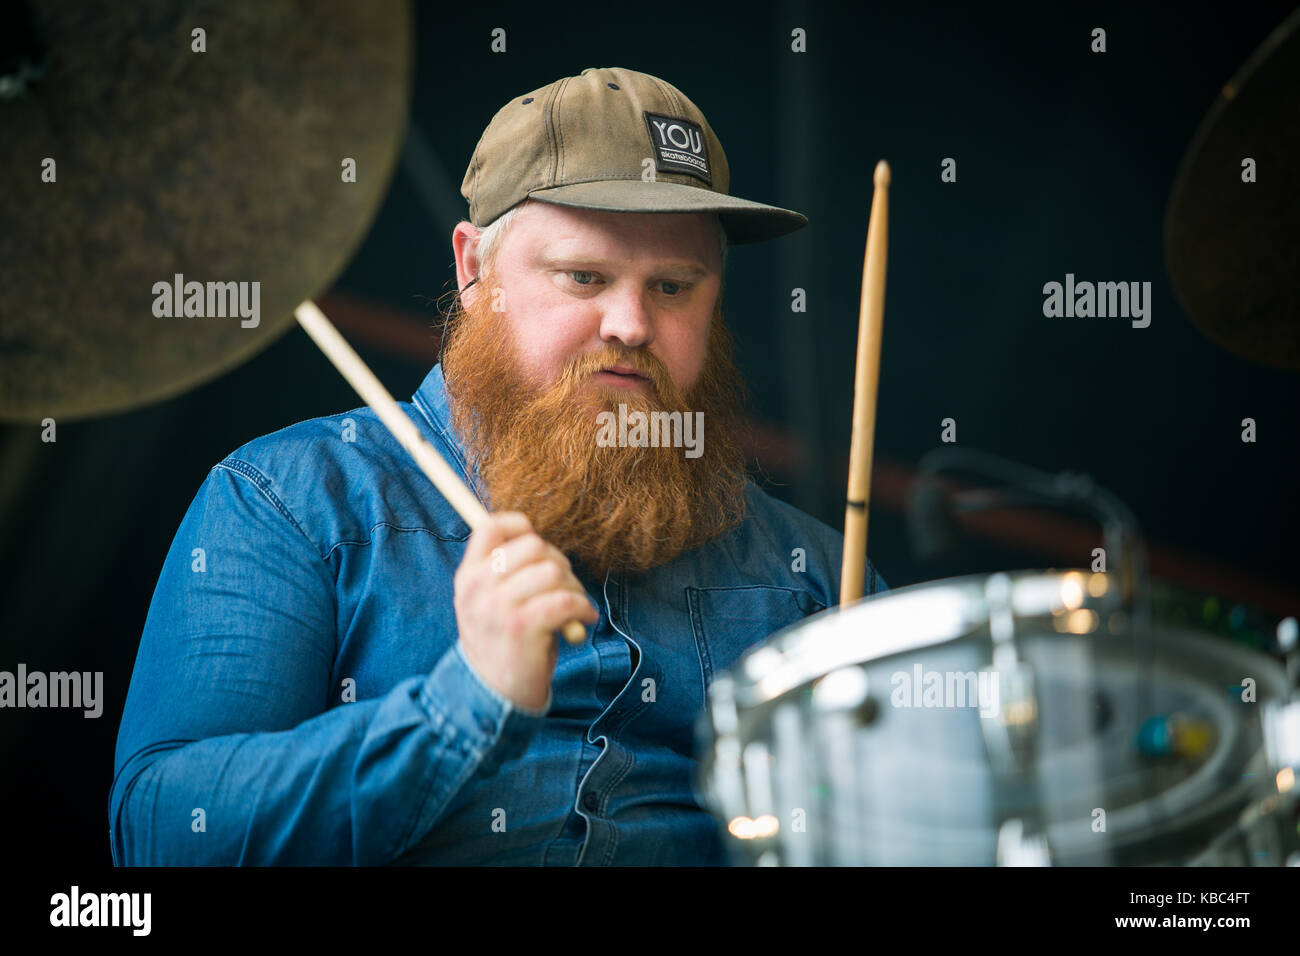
top-left (643, 112), bottom-right (711, 185)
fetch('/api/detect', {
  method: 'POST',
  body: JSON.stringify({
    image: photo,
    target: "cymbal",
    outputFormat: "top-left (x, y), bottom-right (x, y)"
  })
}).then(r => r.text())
top-left (0, 1), bottom-right (411, 423)
top-left (1164, 7), bottom-right (1300, 370)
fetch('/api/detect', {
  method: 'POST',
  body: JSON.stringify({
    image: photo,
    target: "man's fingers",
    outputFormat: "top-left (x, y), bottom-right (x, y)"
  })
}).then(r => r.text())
top-left (463, 511), bottom-right (532, 564)
top-left (520, 588), bottom-right (600, 640)
top-left (490, 530), bottom-right (572, 580)
top-left (498, 558), bottom-right (593, 613)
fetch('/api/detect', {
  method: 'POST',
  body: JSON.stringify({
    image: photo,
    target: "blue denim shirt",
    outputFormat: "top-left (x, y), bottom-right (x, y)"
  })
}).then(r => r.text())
top-left (110, 363), bottom-right (885, 865)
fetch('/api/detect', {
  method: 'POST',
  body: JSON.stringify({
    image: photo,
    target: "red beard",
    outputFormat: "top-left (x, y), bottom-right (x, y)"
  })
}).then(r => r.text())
top-left (440, 275), bottom-right (751, 578)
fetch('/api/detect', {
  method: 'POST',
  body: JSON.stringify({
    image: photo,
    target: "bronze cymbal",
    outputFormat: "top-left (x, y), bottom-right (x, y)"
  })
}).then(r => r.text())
top-left (1164, 7), bottom-right (1300, 371)
top-left (0, 0), bottom-right (411, 422)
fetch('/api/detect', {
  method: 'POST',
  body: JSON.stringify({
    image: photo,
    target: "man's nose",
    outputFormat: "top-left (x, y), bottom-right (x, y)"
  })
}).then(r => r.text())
top-left (597, 288), bottom-right (655, 349)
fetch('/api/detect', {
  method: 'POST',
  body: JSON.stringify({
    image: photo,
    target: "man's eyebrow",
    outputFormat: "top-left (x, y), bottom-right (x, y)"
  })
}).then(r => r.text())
top-left (538, 254), bottom-right (709, 278)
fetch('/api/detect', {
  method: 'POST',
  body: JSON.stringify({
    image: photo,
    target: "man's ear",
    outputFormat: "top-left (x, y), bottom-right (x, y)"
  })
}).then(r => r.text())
top-left (452, 221), bottom-right (483, 293)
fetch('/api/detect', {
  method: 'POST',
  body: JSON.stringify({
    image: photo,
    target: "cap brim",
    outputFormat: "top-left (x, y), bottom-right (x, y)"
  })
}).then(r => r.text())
top-left (524, 180), bottom-right (807, 245)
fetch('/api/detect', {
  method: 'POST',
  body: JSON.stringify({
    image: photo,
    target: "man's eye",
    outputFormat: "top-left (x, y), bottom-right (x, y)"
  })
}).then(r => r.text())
top-left (569, 271), bottom-right (597, 286)
top-left (659, 280), bottom-right (687, 296)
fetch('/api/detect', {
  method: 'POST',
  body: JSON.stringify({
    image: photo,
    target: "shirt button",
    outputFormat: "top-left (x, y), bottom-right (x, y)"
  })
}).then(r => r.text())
top-left (583, 792), bottom-right (599, 811)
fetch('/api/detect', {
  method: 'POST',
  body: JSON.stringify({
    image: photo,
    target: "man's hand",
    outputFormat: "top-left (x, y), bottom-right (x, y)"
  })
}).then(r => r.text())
top-left (454, 511), bottom-right (598, 711)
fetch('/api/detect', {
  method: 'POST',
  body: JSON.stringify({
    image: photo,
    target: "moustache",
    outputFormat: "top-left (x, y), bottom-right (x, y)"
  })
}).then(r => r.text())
top-left (553, 349), bottom-right (676, 404)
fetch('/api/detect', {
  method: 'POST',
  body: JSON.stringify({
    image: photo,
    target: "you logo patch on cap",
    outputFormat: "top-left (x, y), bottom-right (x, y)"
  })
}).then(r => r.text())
top-left (643, 111), bottom-right (712, 186)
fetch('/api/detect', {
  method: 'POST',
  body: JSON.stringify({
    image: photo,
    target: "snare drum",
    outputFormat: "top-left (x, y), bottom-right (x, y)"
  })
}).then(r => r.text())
top-left (696, 570), bottom-right (1296, 865)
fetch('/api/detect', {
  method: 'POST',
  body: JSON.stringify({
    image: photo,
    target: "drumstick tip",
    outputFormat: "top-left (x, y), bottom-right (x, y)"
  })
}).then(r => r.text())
top-left (874, 160), bottom-right (891, 188)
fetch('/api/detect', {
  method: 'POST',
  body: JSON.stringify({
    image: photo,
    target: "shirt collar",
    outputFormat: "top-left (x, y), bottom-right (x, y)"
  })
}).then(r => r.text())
top-left (411, 362), bottom-right (480, 491)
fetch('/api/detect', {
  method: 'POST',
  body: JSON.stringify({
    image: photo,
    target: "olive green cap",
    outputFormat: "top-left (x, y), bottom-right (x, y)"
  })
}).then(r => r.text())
top-left (460, 66), bottom-right (808, 244)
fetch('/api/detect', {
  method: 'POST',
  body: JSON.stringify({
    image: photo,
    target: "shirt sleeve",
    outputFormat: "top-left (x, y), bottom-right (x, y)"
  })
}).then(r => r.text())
top-left (109, 461), bottom-right (546, 865)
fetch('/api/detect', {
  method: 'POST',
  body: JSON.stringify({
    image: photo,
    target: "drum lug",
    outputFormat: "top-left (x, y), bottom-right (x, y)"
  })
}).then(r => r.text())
top-left (1265, 618), bottom-right (1300, 783)
top-left (1263, 698), bottom-right (1300, 789)
top-left (980, 574), bottom-right (1042, 773)
top-left (996, 818), bottom-right (1053, 867)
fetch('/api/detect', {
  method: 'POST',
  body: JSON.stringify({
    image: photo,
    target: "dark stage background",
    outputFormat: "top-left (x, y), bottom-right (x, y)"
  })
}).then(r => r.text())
top-left (2, 0), bottom-right (1297, 867)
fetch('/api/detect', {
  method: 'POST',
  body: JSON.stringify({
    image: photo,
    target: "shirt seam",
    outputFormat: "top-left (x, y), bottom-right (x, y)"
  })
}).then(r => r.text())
top-left (322, 521), bottom-right (468, 561)
top-left (600, 747), bottom-right (634, 865)
top-left (216, 458), bottom-right (320, 554)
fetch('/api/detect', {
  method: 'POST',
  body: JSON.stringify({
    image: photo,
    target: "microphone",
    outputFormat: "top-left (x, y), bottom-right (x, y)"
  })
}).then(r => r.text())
top-left (907, 478), bottom-right (962, 562)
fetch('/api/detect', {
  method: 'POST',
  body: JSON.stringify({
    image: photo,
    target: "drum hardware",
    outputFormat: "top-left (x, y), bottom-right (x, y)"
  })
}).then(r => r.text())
top-left (909, 448), bottom-right (1150, 631)
top-left (1278, 616), bottom-right (1299, 683)
top-left (1188, 618), bottom-right (1300, 866)
top-left (907, 451), bottom-right (1180, 865)
top-left (1262, 617), bottom-right (1299, 787)
top-left (980, 572), bottom-right (1040, 775)
top-left (979, 572), bottom-right (1052, 864)
top-left (1260, 618), bottom-right (1300, 858)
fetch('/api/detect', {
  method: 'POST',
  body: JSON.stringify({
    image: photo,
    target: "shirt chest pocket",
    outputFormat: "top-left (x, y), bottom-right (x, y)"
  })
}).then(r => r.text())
top-left (684, 585), bottom-right (827, 695)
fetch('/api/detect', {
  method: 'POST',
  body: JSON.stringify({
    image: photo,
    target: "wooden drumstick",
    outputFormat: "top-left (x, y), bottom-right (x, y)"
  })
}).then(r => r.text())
top-left (293, 300), bottom-right (589, 645)
top-left (840, 161), bottom-right (890, 605)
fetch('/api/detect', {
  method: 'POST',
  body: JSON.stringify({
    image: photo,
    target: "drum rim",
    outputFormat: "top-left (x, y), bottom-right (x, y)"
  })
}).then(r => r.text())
top-left (714, 569), bottom-right (1284, 711)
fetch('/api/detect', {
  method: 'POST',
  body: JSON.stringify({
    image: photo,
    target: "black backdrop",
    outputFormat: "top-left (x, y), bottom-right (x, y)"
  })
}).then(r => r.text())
top-left (2, 0), bottom-right (1297, 868)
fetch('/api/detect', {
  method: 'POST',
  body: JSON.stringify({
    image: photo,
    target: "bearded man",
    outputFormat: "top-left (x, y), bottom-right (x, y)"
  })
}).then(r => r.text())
top-left (111, 67), bottom-right (886, 866)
